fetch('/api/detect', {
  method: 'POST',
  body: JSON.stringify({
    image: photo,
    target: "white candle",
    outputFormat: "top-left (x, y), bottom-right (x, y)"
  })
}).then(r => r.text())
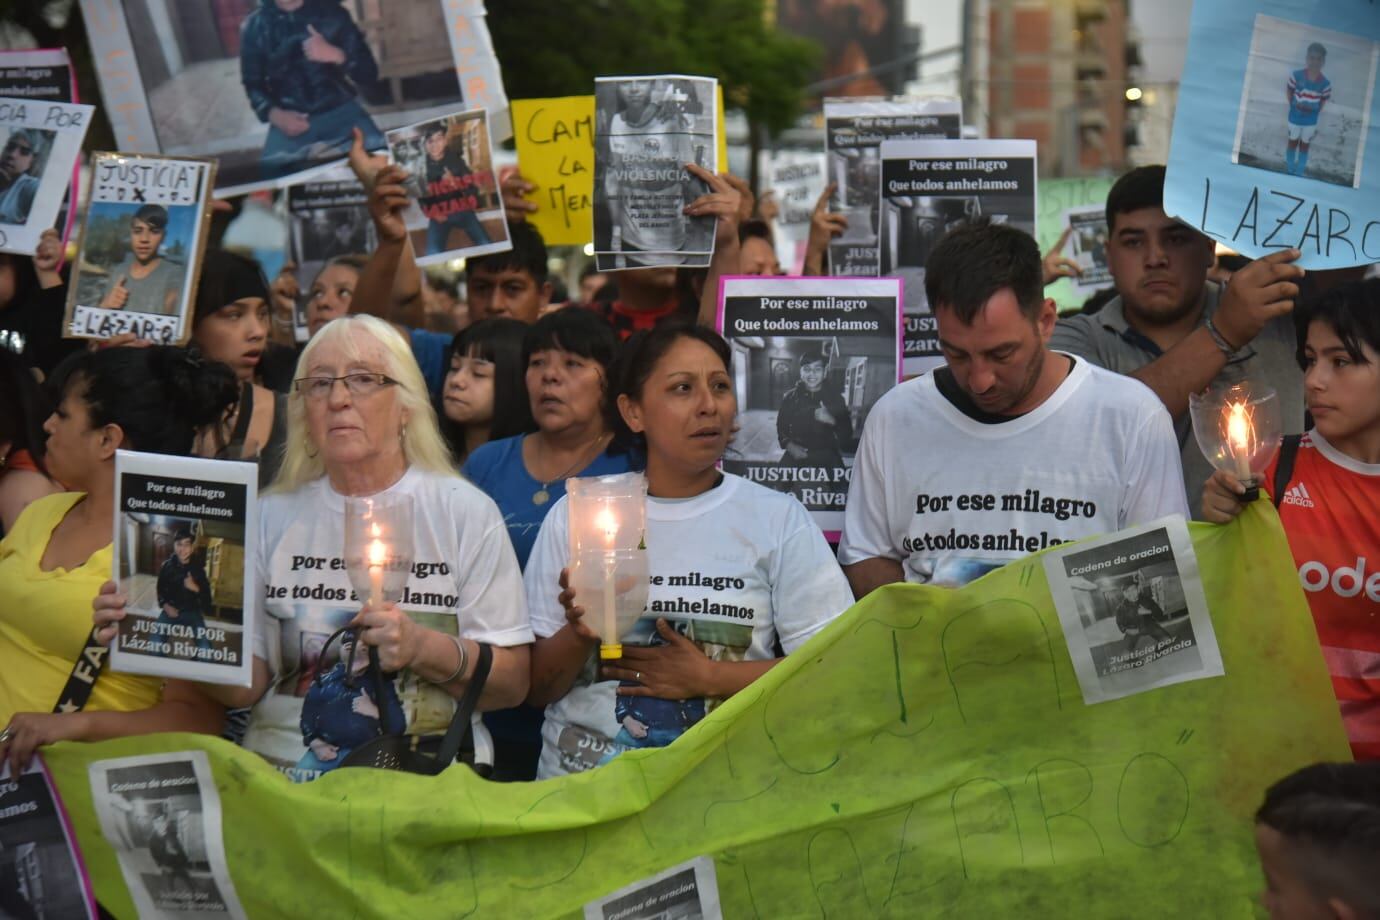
top-left (603, 558), bottom-right (617, 647)
top-left (367, 537), bottom-right (387, 606)
top-left (1225, 401), bottom-right (1254, 481)
top-left (594, 505), bottom-right (620, 656)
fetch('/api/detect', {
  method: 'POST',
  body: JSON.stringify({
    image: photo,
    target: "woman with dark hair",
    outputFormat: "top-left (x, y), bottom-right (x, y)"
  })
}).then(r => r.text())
top-left (439, 317), bottom-right (533, 464)
top-left (99, 204), bottom-right (185, 316)
top-left (304, 253), bottom-right (368, 339)
top-left (0, 345), bottom-right (238, 771)
top-left (524, 320), bottom-right (852, 778)
top-left (0, 349), bottom-right (57, 535)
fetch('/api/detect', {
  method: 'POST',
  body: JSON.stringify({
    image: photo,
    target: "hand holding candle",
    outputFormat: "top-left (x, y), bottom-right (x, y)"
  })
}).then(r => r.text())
top-left (567, 473), bottom-right (650, 661)
top-left (1189, 382), bottom-right (1283, 504)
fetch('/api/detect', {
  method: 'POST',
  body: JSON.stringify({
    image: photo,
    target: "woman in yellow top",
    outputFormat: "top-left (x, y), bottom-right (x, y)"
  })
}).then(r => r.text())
top-left (0, 345), bottom-right (239, 772)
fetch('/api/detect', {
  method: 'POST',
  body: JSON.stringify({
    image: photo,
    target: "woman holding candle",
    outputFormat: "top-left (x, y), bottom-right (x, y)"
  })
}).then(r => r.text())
top-left (1203, 280), bottom-right (1380, 760)
top-left (523, 320), bottom-right (854, 778)
top-left (0, 346), bottom-right (238, 771)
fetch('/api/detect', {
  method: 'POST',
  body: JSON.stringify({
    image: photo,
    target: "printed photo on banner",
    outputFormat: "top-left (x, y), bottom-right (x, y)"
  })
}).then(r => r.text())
top-left (1232, 15), bottom-right (1377, 189)
top-left (877, 138), bottom-right (1037, 376)
top-left (1043, 516), bottom-right (1225, 705)
top-left (64, 153), bottom-right (214, 345)
top-left (286, 163), bottom-right (374, 342)
top-left (593, 75), bottom-right (718, 272)
top-left (759, 149), bottom-right (828, 275)
top-left (0, 759), bottom-right (97, 920)
top-left (0, 96), bottom-right (92, 255)
top-left (1063, 204), bottom-right (1112, 295)
top-left (823, 97), bottom-right (962, 278)
top-left (88, 751), bottom-right (246, 920)
top-left (111, 452), bottom-right (258, 687)
top-left (717, 276), bottom-right (901, 538)
top-left (1163, 0), bottom-right (1380, 269)
top-left (78, 0), bottom-right (509, 197)
top-left (584, 855), bottom-right (723, 920)
top-left (387, 107), bottom-right (511, 267)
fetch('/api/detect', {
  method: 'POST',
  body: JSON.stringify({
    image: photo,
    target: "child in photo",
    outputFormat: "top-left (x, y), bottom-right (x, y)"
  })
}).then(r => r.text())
top-left (419, 122), bottom-right (491, 254)
top-left (0, 129), bottom-right (42, 225)
top-left (98, 204), bottom-right (186, 316)
top-left (1112, 576), bottom-right (1173, 655)
top-left (1285, 42), bottom-right (1332, 177)
top-left (155, 528), bottom-right (213, 656)
top-left (296, 632), bottom-right (404, 777)
top-left (777, 351), bottom-right (853, 471)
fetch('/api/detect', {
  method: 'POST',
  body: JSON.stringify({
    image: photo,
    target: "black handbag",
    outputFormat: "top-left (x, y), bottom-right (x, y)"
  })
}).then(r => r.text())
top-left (310, 627), bottom-right (493, 777)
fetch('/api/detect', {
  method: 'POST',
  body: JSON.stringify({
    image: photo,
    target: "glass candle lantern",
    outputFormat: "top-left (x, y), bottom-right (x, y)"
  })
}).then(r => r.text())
top-left (1189, 381), bottom-right (1284, 503)
top-left (343, 494), bottom-right (416, 607)
top-left (567, 473), bottom-right (649, 660)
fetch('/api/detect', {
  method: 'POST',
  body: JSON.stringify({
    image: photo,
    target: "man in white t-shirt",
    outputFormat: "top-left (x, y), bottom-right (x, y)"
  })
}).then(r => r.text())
top-left (839, 221), bottom-right (1189, 595)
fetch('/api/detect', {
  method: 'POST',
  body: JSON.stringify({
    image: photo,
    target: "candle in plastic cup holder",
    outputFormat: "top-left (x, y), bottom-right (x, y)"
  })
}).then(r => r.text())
top-left (343, 494), bottom-right (415, 607)
top-left (566, 472), bottom-right (649, 659)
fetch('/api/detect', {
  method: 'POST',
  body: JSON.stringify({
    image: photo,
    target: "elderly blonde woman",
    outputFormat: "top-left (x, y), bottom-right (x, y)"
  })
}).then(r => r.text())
top-left (96, 315), bottom-right (532, 780)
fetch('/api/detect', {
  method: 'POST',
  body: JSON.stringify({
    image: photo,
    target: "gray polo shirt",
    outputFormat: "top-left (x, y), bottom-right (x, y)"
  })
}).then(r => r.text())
top-left (1049, 281), bottom-right (1303, 519)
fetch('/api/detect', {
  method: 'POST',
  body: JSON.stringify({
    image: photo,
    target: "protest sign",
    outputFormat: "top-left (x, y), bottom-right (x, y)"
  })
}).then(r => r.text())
top-left (0, 48), bottom-right (83, 255)
top-left (111, 452), bottom-right (258, 688)
top-left (717, 276), bottom-right (902, 538)
top-left (387, 107), bottom-right (511, 266)
top-left (823, 97), bottom-right (962, 278)
top-left (45, 503), bottom-right (1348, 917)
top-left (286, 164), bottom-right (375, 343)
top-left (760, 149), bottom-right (828, 275)
top-left (64, 153), bottom-right (214, 346)
top-left (1044, 516), bottom-right (1225, 704)
top-left (1063, 203), bottom-right (1114, 297)
top-left (878, 138), bottom-right (1038, 376)
top-left (594, 75), bottom-right (719, 272)
top-left (0, 96), bottom-right (92, 257)
top-left (0, 759), bottom-right (96, 920)
top-left (88, 751), bottom-right (245, 920)
top-left (1165, 0), bottom-right (1380, 268)
top-left (79, 0), bottom-right (509, 197)
top-left (1036, 176), bottom-right (1115, 313)
top-left (585, 856), bottom-right (722, 920)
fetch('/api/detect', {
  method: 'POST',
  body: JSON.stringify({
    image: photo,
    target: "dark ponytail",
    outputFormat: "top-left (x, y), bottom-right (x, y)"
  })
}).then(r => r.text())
top-left (609, 319), bottom-right (732, 454)
top-left (48, 346), bottom-right (239, 455)
top-left (0, 348), bottom-right (50, 471)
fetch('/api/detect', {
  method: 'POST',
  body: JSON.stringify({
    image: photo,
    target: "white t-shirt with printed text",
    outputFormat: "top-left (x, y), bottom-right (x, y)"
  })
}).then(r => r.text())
top-left (244, 468), bottom-right (532, 781)
top-left (838, 358), bottom-right (1189, 586)
top-left (525, 473), bottom-right (854, 779)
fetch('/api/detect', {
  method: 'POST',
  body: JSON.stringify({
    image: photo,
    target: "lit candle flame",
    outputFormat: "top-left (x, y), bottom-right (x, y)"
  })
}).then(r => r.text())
top-left (367, 538), bottom-right (387, 567)
top-left (1223, 399), bottom-right (1256, 480)
top-left (594, 507), bottom-right (619, 545)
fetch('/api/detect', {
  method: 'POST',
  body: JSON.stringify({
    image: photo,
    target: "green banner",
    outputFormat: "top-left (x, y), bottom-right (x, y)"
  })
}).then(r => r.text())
top-left (45, 503), bottom-right (1347, 918)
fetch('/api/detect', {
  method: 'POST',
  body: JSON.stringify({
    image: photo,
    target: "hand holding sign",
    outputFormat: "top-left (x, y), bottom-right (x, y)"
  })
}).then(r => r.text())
top-left (0, 712), bottom-right (82, 774)
top-left (501, 167), bottom-right (537, 220)
top-left (1213, 248), bottom-right (1305, 350)
top-left (804, 183), bottom-right (848, 276)
top-left (302, 25), bottom-right (346, 65)
top-left (366, 164), bottom-right (412, 245)
top-left (34, 227), bottom-right (62, 287)
top-left (100, 275), bottom-right (129, 309)
top-left (1042, 226), bottom-right (1084, 285)
top-left (683, 163), bottom-right (741, 249)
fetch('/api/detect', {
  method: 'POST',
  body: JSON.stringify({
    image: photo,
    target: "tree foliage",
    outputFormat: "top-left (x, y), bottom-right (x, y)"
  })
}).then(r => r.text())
top-left (487, 0), bottom-right (819, 136)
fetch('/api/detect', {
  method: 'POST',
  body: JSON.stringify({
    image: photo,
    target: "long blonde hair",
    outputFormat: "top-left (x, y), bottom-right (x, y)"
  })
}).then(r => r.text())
top-left (268, 314), bottom-right (457, 493)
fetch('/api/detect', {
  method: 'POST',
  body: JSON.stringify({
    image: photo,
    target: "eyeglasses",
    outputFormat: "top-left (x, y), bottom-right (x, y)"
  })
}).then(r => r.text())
top-left (294, 373), bottom-right (399, 400)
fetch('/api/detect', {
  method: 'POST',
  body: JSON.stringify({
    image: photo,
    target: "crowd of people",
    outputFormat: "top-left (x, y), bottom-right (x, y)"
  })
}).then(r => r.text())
top-left (0, 112), bottom-right (1377, 913)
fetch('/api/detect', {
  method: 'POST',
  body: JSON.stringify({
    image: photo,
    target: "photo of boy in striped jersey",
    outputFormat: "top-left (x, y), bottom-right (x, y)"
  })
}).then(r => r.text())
top-left (1285, 43), bottom-right (1332, 177)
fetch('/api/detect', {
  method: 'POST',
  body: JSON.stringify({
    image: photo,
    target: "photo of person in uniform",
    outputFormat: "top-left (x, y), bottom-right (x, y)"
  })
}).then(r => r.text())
top-left (0, 128), bottom-right (45, 225)
top-left (777, 351), bottom-right (853, 473)
top-left (296, 632), bottom-right (404, 777)
top-left (419, 122), bottom-right (491, 254)
top-left (155, 528), bottom-right (213, 657)
top-left (240, 0), bottom-right (386, 182)
top-left (98, 204), bottom-right (186, 316)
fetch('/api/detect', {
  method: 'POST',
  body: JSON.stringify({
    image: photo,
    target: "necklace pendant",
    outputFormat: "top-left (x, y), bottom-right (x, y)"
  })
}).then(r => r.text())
top-left (533, 488), bottom-right (550, 506)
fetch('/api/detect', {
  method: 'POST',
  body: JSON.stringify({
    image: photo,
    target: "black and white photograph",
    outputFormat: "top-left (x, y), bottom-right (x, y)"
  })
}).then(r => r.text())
top-left (760, 149), bottom-right (827, 275)
top-left (823, 97), bottom-right (962, 278)
top-left (88, 751), bottom-right (246, 920)
top-left (286, 163), bottom-right (374, 342)
top-left (584, 856), bottom-right (723, 920)
top-left (593, 75), bottom-right (718, 271)
top-left (0, 759), bottom-right (97, 920)
top-left (718, 276), bottom-right (902, 538)
top-left (79, 0), bottom-right (509, 196)
top-left (1063, 204), bottom-right (1112, 294)
top-left (1231, 14), bottom-right (1378, 188)
top-left (1043, 516), bottom-right (1225, 705)
top-left (878, 138), bottom-right (1037, 377)
top-left (64, 153), bottom-right (214, 345)
top-left (0, 96), bottom-right (92, 255)
top-left (387, 107), bottom-right (511, 266)
top-left (111, 452), bottom-right (258, 687)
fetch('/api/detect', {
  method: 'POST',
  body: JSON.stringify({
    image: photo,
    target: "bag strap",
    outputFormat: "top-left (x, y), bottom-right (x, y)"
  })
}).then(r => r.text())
top-left (54, 627), bottom-right (108, 714)
top-left (1272, 434), bottom-right (1303, 508)
top-left (430, 643), bottom-right (493, 775)
top-left (228, 381), bottom-right (254, 446)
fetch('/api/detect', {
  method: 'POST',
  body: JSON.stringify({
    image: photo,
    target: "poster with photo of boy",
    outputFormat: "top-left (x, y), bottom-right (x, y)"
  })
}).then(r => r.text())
top-left (717, 276), bottom-right (902, 538)
top-left (286, 163), bottom-right (375, 342)
top-left (387, 107), bottom-right (512, 267)
top-left (88, 751), bottom-right (246, 920)
top-left (823, 97), bottom-right (963, 278)
top-left (0, 95), bottom-right (93, 256)
top-left (0, 759), bottom-right (97, 920)
top-left (110, 451), bottom-right (259, 687)
top-left (593, 75), bottom-right (718, 272)
top-left (877, 137), bottom-right (1037, 377)
top-left (63, 153), bottom-right (215, 345)
top-left (0, 49), bottom-right (84, 256)
top-left (1062, 204), bottom-right (1113, 295)
top-left (1043, 516), bottom-right (1225, 705)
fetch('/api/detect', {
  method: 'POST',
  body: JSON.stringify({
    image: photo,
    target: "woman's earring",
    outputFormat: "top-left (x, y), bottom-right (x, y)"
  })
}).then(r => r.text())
top-left (400, 423), bottom-right (408, 442)
top-left (304, 439), bottom-right (319, 459)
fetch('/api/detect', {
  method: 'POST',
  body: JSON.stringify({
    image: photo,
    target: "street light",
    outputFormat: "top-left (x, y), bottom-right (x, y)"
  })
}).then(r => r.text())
top-left (1125, 86), bottom-right (1144, 102)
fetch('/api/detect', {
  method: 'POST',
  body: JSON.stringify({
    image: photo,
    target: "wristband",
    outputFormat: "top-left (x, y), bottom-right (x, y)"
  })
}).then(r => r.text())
top-left (1205, 316), bottom-right (1239, 357)
top-left (440, 635), bottom-right (469, 685)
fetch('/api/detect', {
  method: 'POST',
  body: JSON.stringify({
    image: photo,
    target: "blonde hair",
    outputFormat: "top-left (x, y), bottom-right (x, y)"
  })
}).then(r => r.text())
top-left (268, 314), bottom-right (456, 493)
